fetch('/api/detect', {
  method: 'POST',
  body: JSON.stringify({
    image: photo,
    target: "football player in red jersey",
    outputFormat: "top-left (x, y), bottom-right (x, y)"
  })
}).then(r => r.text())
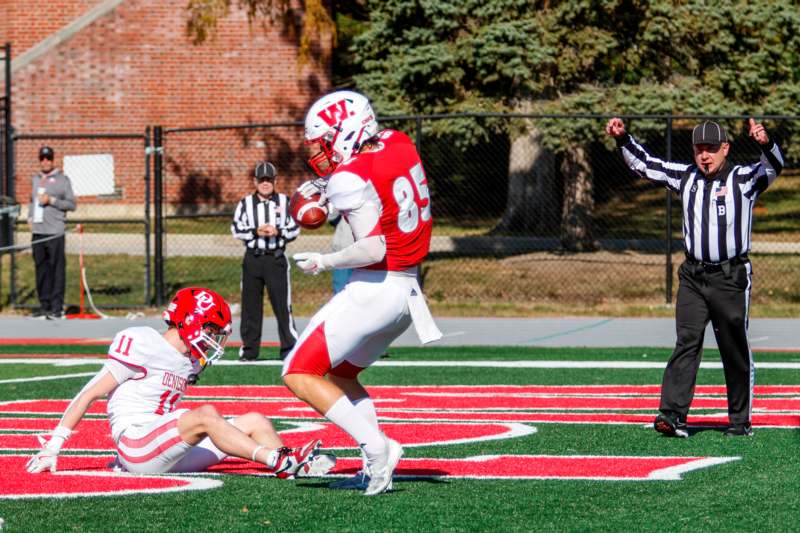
top-left (26, 287), bottom-right (334, 478)
top-left (285, 90), bottom-right (442, 496)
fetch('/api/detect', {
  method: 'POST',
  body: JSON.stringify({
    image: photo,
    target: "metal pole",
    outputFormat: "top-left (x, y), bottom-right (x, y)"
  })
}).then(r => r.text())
top-left (665, 117), bottom-right (673, 304)
top-left (144, 127), bottom-right (152, 305)
top-left (0, 43), bottom-right (8, 308)
top-left (3, 44), bottom-right (10, 186)
top-left (8, 127), bottom-right (15, 307)
top-left (5, 44), bottom-right (15, 306)
top-left (153, 126), bottom-right (164, 306)
top-left (415, 116), bottom-right (423, 159)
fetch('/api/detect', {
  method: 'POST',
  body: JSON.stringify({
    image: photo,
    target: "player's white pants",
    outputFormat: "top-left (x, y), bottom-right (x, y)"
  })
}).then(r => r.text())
top-left (282, 268), bottom-right (415, 377)
top-left (116, 409), bottom-right (229, 474)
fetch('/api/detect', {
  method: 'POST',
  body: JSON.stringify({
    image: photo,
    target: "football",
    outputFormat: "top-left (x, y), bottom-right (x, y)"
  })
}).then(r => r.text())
top-left (289, 190), bottom-right (328, 230)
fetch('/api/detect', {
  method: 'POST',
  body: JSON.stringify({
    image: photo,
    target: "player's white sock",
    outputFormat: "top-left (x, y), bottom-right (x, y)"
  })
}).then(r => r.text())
top-left (264, 448), bottom-right (280, 469)
top-left (325, 395), bottom-right (385, 456)
top-left (353, 397), bottom-right (379, 429)
top-left (353, 397), bottom-right (379, 472)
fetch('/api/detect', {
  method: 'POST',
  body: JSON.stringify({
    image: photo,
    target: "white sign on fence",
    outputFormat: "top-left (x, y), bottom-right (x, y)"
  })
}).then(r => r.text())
top-left (63, 154), bottom-right (115, 196)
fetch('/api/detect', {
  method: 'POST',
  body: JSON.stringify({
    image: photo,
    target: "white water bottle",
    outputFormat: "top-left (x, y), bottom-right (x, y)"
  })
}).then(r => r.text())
top-left (33, 186), bottom-right (46, 223)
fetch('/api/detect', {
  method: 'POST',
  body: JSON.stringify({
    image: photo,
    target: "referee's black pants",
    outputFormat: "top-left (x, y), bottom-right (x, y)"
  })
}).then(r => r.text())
top-left (32, 233), bottom-right (66, 314)
top-left (240, 250), bottom-right (297, 360)
top-left (659, 258), bottom-right (754, 427)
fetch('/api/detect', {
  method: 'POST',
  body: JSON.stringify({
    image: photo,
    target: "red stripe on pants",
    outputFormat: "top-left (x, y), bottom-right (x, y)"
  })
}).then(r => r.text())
top-left (119, 419), bottom-right (179, 448)
top-left (118, 435), bottom-right (185, 464)
top-left (284, 322), bottom-right (331, 376)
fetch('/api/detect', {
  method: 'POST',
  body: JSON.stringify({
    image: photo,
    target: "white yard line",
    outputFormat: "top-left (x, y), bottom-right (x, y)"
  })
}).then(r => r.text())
top-left (0, 372), bottom-right (97, 384)
top-left (2, 359), bottom-right (800, 369)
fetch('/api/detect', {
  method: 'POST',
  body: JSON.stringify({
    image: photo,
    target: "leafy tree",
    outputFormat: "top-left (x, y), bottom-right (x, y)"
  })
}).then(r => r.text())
top-left (185, 0), bottom-right (335, 61)
top-left (349, 0), bottom-right (800, 249)
top-left (188, 1), bottom-right (800, 248)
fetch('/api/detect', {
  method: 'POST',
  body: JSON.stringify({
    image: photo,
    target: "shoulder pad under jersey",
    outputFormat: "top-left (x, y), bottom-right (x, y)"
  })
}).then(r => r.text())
top-left (107, 326), bottom-right (158, 371)
top-left (327, 170), bottom-right (367, 212)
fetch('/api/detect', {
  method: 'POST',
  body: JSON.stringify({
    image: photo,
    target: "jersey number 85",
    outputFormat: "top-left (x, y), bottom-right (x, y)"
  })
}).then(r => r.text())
top-left (393, 163), bottom-right (431, 233)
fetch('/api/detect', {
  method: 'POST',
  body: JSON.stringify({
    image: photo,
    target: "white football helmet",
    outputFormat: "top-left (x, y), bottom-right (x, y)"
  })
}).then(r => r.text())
top-left (304, 90), bottom-right (379, 176)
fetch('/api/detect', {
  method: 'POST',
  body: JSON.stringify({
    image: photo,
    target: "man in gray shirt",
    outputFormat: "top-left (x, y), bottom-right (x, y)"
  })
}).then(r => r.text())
top-left (28, 146), bottom-right (76, 318)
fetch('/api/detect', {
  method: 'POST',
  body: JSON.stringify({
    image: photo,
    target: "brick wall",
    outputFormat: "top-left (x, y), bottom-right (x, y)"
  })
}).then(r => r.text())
top-left (4, 0), bottom-right (331, 217)
top-left (0, 0), bottom-right (104, 57)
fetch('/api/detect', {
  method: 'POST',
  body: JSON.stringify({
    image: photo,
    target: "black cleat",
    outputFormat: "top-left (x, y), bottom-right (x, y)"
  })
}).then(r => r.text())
top-left (723, 424), bottom-right (753, 437)
top-left (654, 413), bottom-right (689, 438)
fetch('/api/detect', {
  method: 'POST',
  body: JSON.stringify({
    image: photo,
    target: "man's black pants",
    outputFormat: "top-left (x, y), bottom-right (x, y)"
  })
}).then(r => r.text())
top-left (32, 233), bottom-right (66, 314)
top-left (240, 250), bottom-right (297, 359)
top-left (659, 258), bottom-right (754, 426)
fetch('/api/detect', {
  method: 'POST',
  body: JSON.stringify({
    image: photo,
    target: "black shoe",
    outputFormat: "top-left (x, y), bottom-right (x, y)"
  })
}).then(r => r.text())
top-left (47, 311), bottom-right (64, 320)
top-left (238, 356), bottom-right (258, 362)
top-left (724, 424), bottom-right (753, 437)
top-left (31, 309), bottom-right (49, 319)
top-left (654, 413), bottom-right (689, 438)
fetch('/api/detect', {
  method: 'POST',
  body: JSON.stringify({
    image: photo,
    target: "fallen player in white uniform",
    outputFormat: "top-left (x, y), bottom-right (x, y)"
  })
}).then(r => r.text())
top-left (26, 287), bottom-right (335, 477)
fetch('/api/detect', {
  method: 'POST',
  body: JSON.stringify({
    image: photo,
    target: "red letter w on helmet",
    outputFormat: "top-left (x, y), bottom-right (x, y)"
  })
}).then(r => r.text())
top-left (317, 99), bottom-right (350, 127)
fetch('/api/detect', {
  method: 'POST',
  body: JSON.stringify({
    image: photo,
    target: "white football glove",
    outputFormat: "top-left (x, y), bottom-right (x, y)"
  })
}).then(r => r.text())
top-left (26, 435), bottom-right (59, 474)
top-left (293, 252), bottom-right (328, 275)
top-left (297, 179), bottom-right (328, 206)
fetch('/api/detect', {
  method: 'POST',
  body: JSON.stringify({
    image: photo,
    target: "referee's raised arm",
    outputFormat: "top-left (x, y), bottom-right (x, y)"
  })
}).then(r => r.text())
top-left (605, 117), bottom-right (690, 193)
top-left (738, 117), bottom-right (785, 199)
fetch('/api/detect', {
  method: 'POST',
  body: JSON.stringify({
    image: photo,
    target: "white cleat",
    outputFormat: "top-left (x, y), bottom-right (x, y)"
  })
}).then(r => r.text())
top-left (364, 438), bottom-right (403, 496)
top-left (298, 453), bottom-right (337, 477)
top-left (329, 470), bottom-right (370, 490)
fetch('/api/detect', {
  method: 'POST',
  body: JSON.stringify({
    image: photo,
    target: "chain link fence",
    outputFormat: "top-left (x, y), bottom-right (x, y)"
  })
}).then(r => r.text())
top-left (154, 114), bottom-right (799, 316)
top-left (7, 132), bottom-right (151, 310)
top-left (3, 114), bottom-right (798, 316)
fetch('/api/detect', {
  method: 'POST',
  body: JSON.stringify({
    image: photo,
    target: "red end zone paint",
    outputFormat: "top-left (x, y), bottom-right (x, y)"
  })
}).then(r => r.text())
top-left (0, 453), bottom-right (738, 498)
top-left (203, 455), bottom-right (740, 481)
top-left (0, 455), bottom-right (222, 499)
top-left (182, 385), bottom-right (800, 398)
top-left (11, 396), bottom-right (800, 415)
top-left (0, 418), bottom-right (534, 451)
top-left (0, 385), bottom-right (800, 428)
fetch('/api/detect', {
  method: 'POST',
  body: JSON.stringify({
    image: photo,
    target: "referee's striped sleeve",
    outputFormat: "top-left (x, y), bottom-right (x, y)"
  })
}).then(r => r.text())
top-left (231, 196), bottom-right (256, 241)
top-left (618, 134), bottom-right (690, 193)
top-left (739, 140), bottom-right (784, 199)
top-left (282, 216), bottom-right (300, 242)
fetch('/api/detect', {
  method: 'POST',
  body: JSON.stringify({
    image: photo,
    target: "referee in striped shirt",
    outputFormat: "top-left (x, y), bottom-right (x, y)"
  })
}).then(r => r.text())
top-left (606, 117), bottom-right (784, 438)
top-left (231, 161), bottom-right (300, 360)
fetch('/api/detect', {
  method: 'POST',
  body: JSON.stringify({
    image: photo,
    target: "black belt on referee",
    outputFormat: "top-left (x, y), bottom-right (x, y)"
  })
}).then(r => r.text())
top-left (246, 248), bottom-right (284, 258)
top-left (684, 254), bottom-right (748, 276)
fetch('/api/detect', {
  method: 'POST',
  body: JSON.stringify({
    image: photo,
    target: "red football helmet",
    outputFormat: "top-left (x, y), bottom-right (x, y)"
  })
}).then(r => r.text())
top-left (162, 287), bottom-right (232, 368)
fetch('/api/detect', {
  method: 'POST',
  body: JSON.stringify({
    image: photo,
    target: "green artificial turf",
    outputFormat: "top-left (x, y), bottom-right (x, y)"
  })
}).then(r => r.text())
top-left (1, 345), bottom-right (799, 532)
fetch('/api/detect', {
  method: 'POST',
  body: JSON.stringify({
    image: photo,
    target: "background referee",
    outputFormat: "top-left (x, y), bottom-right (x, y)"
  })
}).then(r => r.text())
top-left (231, 161), bottom-right (300, 360)
top-left (606, 116), bottom-right (784, 438)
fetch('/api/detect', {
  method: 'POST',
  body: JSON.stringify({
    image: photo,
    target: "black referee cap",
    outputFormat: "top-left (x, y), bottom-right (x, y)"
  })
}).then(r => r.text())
top-left (39, 146), bottom-right (54, 160)
top-left (254, 161), bottom-right (277, 181)
top-left (692, 121), bottom-right (728, 145)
